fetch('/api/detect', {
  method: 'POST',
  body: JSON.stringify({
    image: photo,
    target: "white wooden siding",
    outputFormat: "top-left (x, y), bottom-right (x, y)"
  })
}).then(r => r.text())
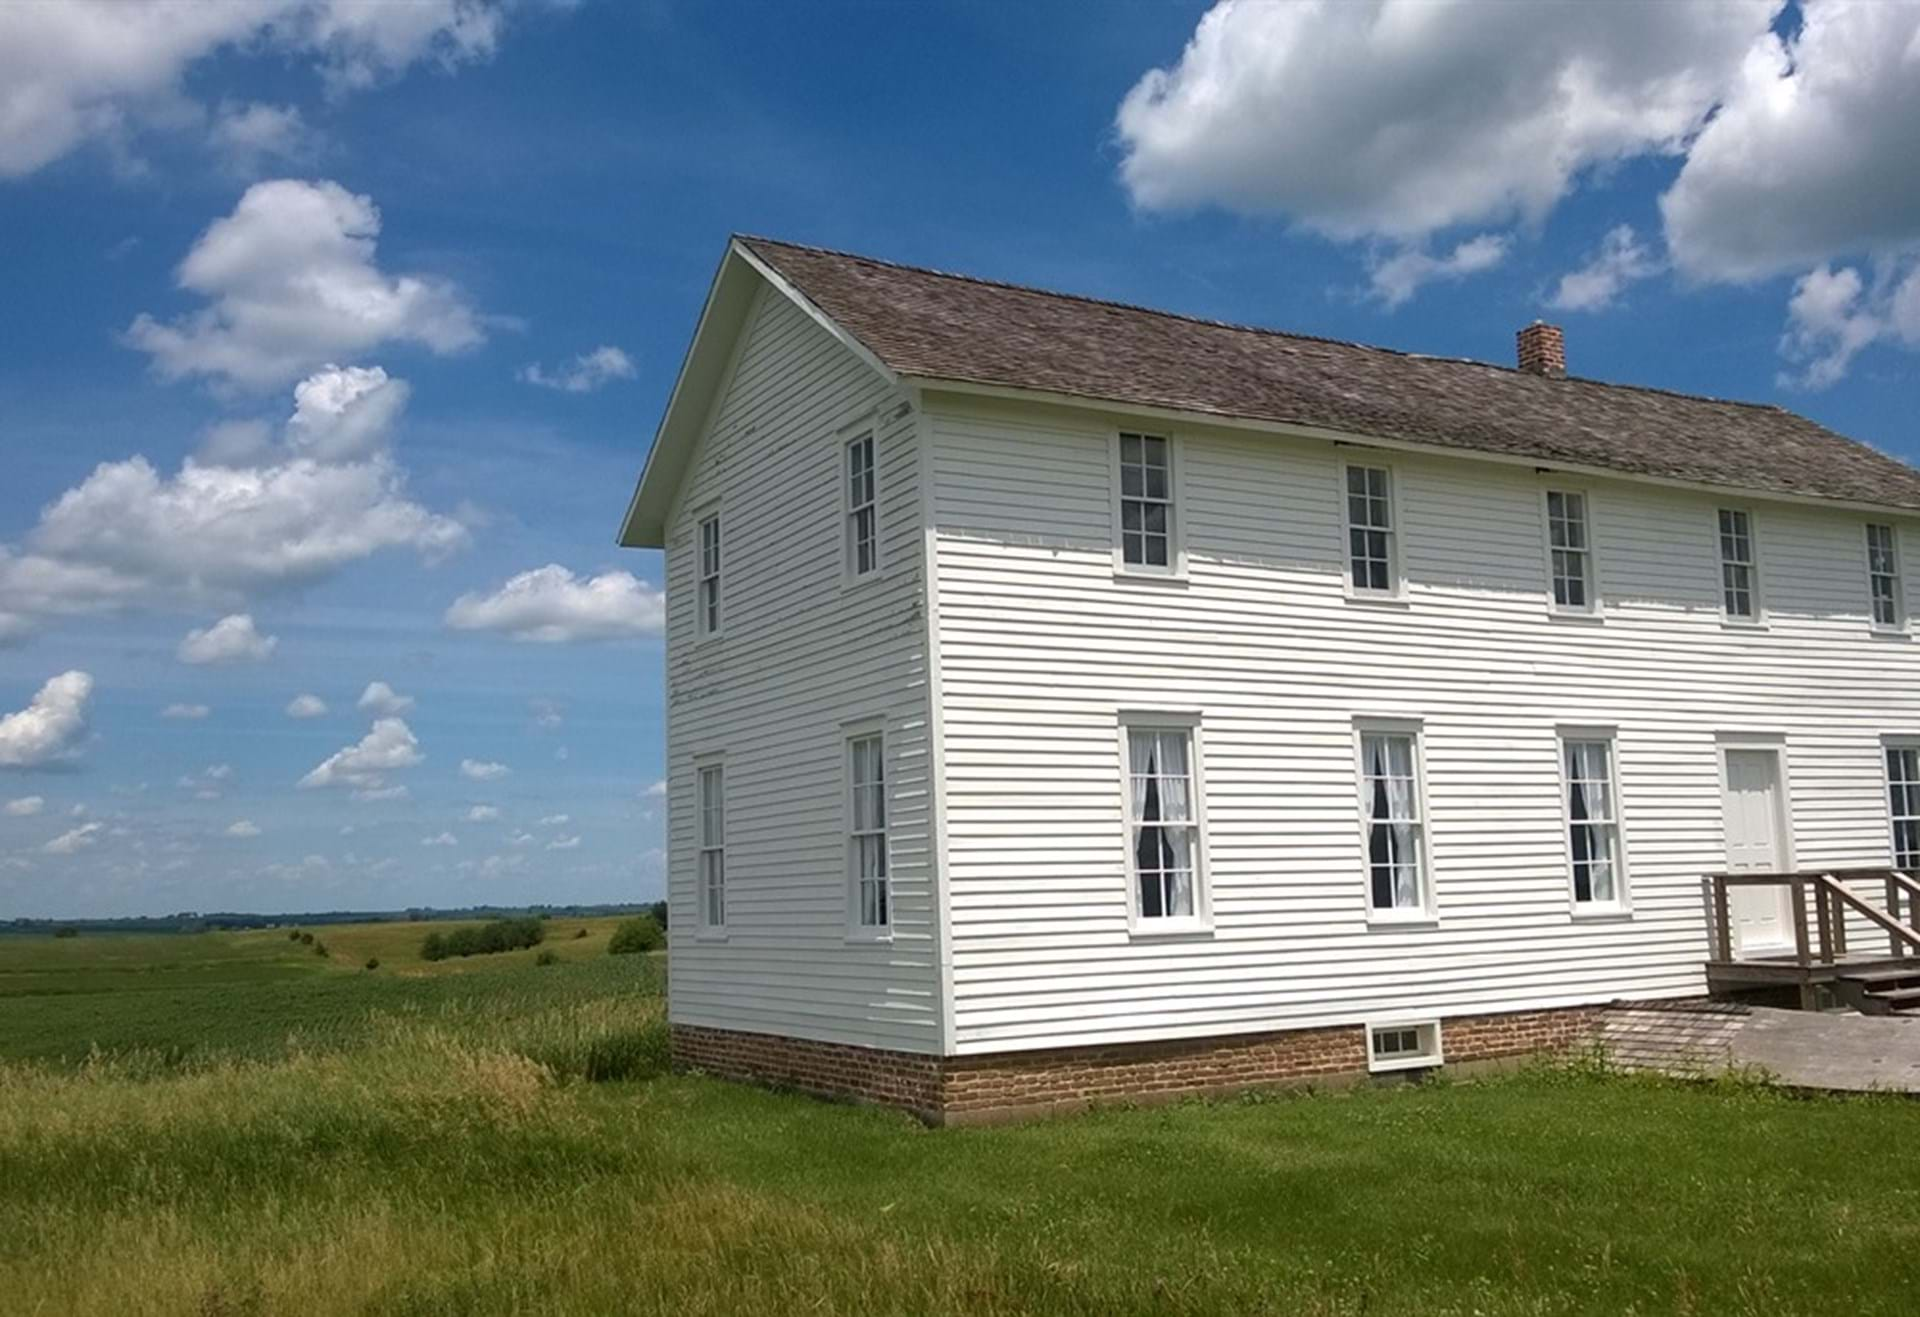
top-left (662, 284), bottom-right (939, 1052)
top-left (925, 393), bottom-right (1920, 1054)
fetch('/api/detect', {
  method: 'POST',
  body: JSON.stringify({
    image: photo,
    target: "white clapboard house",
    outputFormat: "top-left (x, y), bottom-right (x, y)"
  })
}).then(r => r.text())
top-left (619, 237), bottom-right (1920, 1122)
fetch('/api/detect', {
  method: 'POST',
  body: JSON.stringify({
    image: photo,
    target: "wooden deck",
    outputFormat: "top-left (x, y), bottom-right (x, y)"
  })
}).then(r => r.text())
top-left (1704, 868), bottom-right (1920, 1011)
top-left (1705, 953), bottom-right (1920, 1011)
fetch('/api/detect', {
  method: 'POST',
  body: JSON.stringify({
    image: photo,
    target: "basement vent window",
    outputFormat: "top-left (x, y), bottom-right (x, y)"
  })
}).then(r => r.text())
top-left (1367, 1020), bottom-right (1443, 1073)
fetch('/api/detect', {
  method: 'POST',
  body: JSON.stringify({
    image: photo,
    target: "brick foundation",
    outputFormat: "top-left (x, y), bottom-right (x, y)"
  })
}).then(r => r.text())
top-left (671, 1005), bottom-right (1601, 1124)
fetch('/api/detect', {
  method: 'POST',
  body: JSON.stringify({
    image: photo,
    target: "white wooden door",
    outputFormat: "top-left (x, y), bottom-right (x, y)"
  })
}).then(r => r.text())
top-left (1723, 748), bottom-right (1792, 955)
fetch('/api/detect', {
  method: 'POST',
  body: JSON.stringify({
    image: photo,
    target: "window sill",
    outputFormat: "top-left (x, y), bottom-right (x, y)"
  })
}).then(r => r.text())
top-left (844, 929), bottom-right (894, 946)
top-left (1548, 607), bottom-right (1605, 624)
top-left (1569, 906), bottom-right (1633, 924)
top-left (1112, 567), bottom-right (1189, 587)
top-left (1344, 590), bottom-right (1411, 609)
top-left (838, 566), bottom-right (891, 595)
top-left (1365, 911), bottom-right (1439, 930)
top-left (693, 929), bottom-right (730, 943)
top-left (1870, 625), bottom-right (1911, 641)
top-left (1127, 919), bottom-right (1214, 942)
top-left (1369, 1052), bottom-right (1444, 1074)
top-left (1719, 617), bottom-right (1768, 632)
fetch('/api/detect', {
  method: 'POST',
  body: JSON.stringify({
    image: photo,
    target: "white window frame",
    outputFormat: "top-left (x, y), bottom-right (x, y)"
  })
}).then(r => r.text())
top-left (1117, 711), bottom-right (1211, 936)
top-left (1883, 737), bottom-right (1920, 873)
top-left (843, 430), bottom-right (880, 580)
top-left (1865, 522), bottom-right (1904, 631)
top-left (1342, 462), bottom-right (1403, 598)
top-left (1542, 488), bottom-right (1600, 614)
top-left (1557, 728), bottom-right (1631, 917)
top-left (1366, 1019), bottom-right (1444, 1074)
top-left (1352, 718), bottom-right (1435, 924)
top-left (845, 725), bottom-right (891, 939)
top-left (1716, 507), bottom-right (1763, 623)
top-left (696, 512), bottom-right (722, 637)
top-left (696, 759), bottom-right (727, 935)
top-left (1110, 431), bottom-right (1186, 579)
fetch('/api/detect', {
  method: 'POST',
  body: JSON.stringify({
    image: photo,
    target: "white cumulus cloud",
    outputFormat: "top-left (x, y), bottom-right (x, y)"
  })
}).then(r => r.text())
top-left (126, 179), bottom-right (484, 391)
top-left (465, 804), bottom-right (499, 822)
top-left (356, 680), bottom-right (414, 715)
top-left (178, 613), bottom-right (278, 665)
top-left (209, 100), bottom-right (319, 175)
top-left (1116, 0), bottom-right (1769, 242)
top-left (160, 702), bottom-right (211, 720)
top-left (538, 813), bottom-right (568, 827)
top-left (642, 779), bottom-right (667, 799)
top-left (43, 821), bottom-right (102, 855)
top-left (460, 758), bottom-right (509, 781)
top-left (0, 671), bottom-right (93, 768)
top-left (286, 693), bottom-right (328, 718)
top-left (518, 345), bottom-right (636, 393)
top-left (224, 819), bottom-right (261, 837)
top-left (0, 2), bottom-right (523, 181)
top-left (1777, 260), bottom-right (1920, 390)
top-left (546, 834), bottom-right (580, 851)
top-left (445, 565), bottom-right (665, 643)
top-left (421, 831), bottom-right (457, 847)
top-left (1549, 225), bottom-right (1663, 313)
top-left (0, 366), bottom-right (466, 638)
top-left (5, 796), bottom-right (45, 817)
top-left (299, 716), bottom-right (422, 791)
top-left (1368, 234), bottom-right (1509, 308)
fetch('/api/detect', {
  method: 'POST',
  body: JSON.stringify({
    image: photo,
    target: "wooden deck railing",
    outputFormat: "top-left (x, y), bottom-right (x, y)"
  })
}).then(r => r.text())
top-left (1706, 868), bottom-right (1920, 965)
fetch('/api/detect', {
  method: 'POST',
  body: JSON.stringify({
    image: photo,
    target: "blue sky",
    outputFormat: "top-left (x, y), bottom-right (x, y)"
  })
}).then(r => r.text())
top-left (2, 0), bottom-right (1917, 918)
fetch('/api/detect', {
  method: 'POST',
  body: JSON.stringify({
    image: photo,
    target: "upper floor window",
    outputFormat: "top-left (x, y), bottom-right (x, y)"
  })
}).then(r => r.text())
top-left (1117, 433), bottom-right (1173, 570)
top-left (1887, 745), bottom-right (1920, 871)
top-left (845, 433), bottom-right (878, 577)
top-left (1717, 509), bottom-right (1758, 620)
top-left (1546, 491), bottom-right (1593, 610)
top-left (1867, 523), bottom-right (1903, 628)
top-left (698, 763), bottom-right (726, 929)
top-left (1562, 736), bottom-right (1623, 909)
top-left (1345, 465), bottom-right (1398, 593)
top-left (697, 514), bottom-right (722, 635)
top-left (848, 732), bottom-right (890, 931)
top-left (1358, 726), bottom-right (1427, 916)
top-left (1123, 724), bottom-right (1202, 923)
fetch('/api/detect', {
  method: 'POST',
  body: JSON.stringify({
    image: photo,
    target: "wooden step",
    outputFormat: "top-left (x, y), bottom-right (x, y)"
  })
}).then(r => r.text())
top-left (1863, 985), bottom-right (1920, 1008)
top-left (1835, 965), bottom-right (1920, 987)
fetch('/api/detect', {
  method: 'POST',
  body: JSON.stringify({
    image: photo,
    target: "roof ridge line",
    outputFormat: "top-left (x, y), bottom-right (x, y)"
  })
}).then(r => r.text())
top-left (733, 234), bottom-right (1800, 420)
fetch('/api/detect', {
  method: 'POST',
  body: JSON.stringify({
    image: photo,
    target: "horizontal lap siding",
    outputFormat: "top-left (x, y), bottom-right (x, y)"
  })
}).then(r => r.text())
top-left (928, 397), bottom-right (1920, 1054)
top-left (664, 288), bottom-right (937, 1052)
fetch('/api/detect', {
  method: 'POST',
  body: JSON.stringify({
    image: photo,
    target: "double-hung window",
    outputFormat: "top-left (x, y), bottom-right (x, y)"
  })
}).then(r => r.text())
top-left (1345, 465), bottom-right (1397, 593)
top-left (697, 514), bottom-right (722, 635)
top-left (1887, 745), bottom-right (1920, 871)
top-left (1562, 736), bottom-right (1624, 909)
top-left (1358, 727), bottom-right (1427, 915)
top-left (1123, 724), bottom-right (1201, 923)
top-left (845, 433), bottom-right (878, 577)
top-left (1717, 509), bottom-right (1758, 620)
top-left (698, 763), bottom-right (726, 929)
top-left (1867, 524), bottom-right (1903, 628)
top-left (1546, 491), bottom-right (1594, 610)
top-left (1117, 433), bottom-right (1173, 570)
top-left (848, 732), bottom-right (889, 931)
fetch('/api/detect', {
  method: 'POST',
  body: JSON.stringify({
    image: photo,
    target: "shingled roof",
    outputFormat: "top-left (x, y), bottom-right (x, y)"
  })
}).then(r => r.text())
top-left (739, 236), bottom-right (1920, 514)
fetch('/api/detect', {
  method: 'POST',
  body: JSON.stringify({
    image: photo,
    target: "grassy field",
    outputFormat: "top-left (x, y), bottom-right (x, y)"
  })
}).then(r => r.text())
top-left (4, 929), bottom-right (1919, 1314)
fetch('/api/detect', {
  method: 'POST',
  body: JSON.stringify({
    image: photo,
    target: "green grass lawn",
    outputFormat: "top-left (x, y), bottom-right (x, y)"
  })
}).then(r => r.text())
top-left (3, 930), bottom-right (1918, 1314)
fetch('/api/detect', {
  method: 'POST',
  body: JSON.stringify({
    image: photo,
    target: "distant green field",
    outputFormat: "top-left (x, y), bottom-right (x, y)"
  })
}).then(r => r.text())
top-left (5, 927), bottom-right (1919, 1315)
top-left (0, 918), bottom-right (655, 1066)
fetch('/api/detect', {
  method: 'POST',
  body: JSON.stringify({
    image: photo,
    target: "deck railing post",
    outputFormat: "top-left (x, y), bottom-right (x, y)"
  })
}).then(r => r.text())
top-left (1791, 877), bottom-right (1812, 969)
top-left (1814, 878), bottom-right (1835, 965)
top-left (1891, 874), bottom-right (1906, 959)
top-left (1712, 875), bottom-right (1733, 961)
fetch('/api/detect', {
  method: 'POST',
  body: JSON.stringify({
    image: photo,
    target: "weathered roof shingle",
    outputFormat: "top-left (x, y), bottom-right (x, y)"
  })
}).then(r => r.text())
top-left (740, 236), bottom-right (1920, 513)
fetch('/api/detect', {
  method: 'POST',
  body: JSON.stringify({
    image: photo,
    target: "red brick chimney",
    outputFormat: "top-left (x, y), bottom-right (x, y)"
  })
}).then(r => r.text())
top-left (1517, 321), bottom-right (1566, 378)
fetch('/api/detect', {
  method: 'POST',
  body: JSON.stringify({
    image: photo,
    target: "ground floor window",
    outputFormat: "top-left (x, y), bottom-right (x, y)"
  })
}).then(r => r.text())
top-left (697, 763), bottom-right (725, 929)
top-left (1563, 737), bottom-right (1623, 907)
top-left (1889, 745), bottom-right (1920, 870)
top-left (1358, 727), bottom-right (1426, 914)
top-left (848, 732), bottom-right (889, 929)
top-left (1124, 724), bottom-right (1201, 921)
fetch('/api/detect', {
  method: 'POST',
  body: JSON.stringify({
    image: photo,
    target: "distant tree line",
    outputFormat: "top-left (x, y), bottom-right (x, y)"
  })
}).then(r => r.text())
top-left (3, 902), bottom-right (664, 938)
top-left (421, 917), bottom-right (547, 962)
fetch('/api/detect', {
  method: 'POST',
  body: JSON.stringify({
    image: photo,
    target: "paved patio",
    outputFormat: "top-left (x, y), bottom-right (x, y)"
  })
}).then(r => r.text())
top-left (1600, 1001), bottom-right (1920, 1093)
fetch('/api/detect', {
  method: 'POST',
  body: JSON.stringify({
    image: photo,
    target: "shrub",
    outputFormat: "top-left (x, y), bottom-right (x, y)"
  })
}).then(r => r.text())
top-left (312, 941), bottom-right (328, 957)
top-left (288, 929), bottom-right (302, 941)
top-left (419, 917), bottom-right (545, 962)
top-left (534, 948), bottom-right (560, 967)
top-left (364, 957), bottom-right (380, 971)
top-left (647, 899), bottom-right (668, 930)
top-left (298, 931), bottom-right (314, 945)
top-left (53, 926), bottom-right (79, 939)
top-left (572, 927), bottom-right (589, 940)
top-left (608, 916), bottom-right (664, 956)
